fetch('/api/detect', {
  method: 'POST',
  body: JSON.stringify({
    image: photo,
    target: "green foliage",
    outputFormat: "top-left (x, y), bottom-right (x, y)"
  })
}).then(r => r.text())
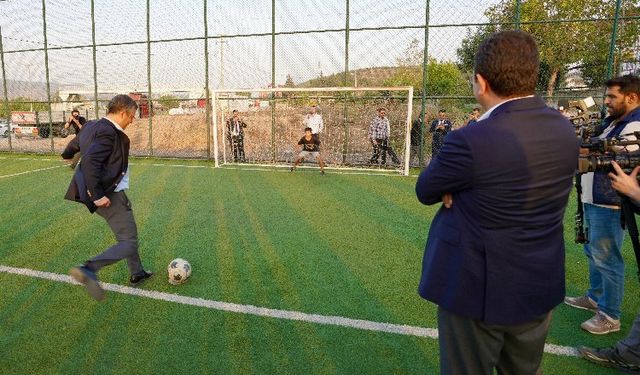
top-left (0, 97), bottom-right (48, 119)
top-left (456, 0), bottom-right (640, 96)
top-left (384, 38), bottom-right (471, 97)
top-left (157, 95), bottom-right (180, 110)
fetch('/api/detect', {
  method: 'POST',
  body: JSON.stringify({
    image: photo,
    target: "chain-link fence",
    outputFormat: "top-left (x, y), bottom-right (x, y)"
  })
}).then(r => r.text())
top-left (0, 0), bottom-right (638, 166)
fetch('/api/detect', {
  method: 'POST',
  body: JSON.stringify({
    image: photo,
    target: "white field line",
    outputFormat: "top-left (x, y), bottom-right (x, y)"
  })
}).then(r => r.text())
top-left (0, 157), bottom-right (59, 161)
top-left (0, 264), bottom-right (578, 357)
top-left (0, 164), bottom-right (64, 179)
top-left (219, 165), bottom-right (413, 177)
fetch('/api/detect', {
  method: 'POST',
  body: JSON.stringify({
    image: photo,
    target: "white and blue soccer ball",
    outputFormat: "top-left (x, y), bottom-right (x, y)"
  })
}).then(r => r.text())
top-left (167, 258), bottom-right (192, 285)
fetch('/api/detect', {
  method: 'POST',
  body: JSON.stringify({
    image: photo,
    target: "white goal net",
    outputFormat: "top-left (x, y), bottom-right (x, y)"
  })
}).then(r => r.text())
top-left (212, 87), bottom-right (413, 175)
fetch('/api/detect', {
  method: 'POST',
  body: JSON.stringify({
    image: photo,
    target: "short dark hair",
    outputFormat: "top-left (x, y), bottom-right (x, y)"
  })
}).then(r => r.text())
top-left (304, 127), bottom-right (312, 132)
top-left (605, 75), bottom-right (640, 96)
top-left (232, 109), bottom-right (239, 113)
top-left (71, 108), bottom-right (80, 114)
top-left (107, 94), bottom-right (138, 115)
top-left (377, 107), bottom-right (387, 112)
top-left (474, 30), bottom-right (539, 97)
top-left (472, 107), bottom-right (480, 112)
top-left (438, 109), bottom-right (446, 113)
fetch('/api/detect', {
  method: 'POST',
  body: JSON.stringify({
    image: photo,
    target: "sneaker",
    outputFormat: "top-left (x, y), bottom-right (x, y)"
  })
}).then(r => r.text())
top-left (564, 295), bottom-right (597, 312)
top-left (69, 265), bottom-right (105, 301)
top-left (581, 311), bottom-right (621, 335)
top-left (320, 171), bottom-right (325, 176)
top-left (129, 270), bottom-right (154, 287)
top-left (579, 346), bottom-right (640, 373)
top-left (290, 167), bottom-right (294, 172)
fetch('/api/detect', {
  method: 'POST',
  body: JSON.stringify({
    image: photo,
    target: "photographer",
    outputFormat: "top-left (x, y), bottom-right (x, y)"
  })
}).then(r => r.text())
top-left (65, 109), bottom-right (86, 135)
top-left (565, 75), bottom-right (640, 334)
top-left (64, 109), bottom-right (86, 169)
top-left (579, 161), bottom-right (640, 372)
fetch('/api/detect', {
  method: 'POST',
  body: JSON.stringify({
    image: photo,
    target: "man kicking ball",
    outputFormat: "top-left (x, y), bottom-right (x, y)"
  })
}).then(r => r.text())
top-left (291, 127), bottom-right (326, 175)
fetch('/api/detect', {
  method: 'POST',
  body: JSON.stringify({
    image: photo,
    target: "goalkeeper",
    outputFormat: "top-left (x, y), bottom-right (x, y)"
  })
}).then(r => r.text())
top-left (290, 127), bottom-right (326, 175)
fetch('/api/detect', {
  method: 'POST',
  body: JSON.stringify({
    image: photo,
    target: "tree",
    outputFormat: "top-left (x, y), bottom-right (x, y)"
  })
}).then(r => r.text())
top-left (284, 74), bottom-right (295, 88)
top-left (385, 38), bottom-right (470, 97)
top-left (158, 95), bottom-right (180, 110)
top-left (456, 0), bottom-right (640, 97)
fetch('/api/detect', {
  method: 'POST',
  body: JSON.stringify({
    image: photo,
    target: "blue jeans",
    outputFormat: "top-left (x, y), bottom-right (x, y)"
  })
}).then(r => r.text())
top-left (584, 203), bottom-right (625, 320)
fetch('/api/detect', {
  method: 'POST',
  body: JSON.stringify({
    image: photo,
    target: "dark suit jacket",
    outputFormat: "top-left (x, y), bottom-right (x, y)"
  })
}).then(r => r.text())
top-left (226, 117), bottom-right (247, 140)
top-left (429, 119), bottom-right (452, 139)
top-left (62, 118), bottom-right (130, 213)
top-left (416, 97), bottom-right (579, 325)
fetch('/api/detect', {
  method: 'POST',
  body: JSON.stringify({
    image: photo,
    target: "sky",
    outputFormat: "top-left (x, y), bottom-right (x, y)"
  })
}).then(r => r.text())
top-left (0, 0), bottom-right (501, 98)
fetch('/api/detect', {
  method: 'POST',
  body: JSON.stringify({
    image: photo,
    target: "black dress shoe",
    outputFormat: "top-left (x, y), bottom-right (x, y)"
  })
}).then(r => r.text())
top-left (69, 265), bottom-right (105, 301)
top-left (129, 270), bottom-right (154, 287)
top-left (579, 346), bottom-right (640, 373)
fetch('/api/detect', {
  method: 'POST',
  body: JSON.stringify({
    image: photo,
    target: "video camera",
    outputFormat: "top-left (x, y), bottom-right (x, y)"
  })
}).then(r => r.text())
top-left (577, 131), bottom-right (640, 174)
top-left (559, 97), bottom-right (602, 141)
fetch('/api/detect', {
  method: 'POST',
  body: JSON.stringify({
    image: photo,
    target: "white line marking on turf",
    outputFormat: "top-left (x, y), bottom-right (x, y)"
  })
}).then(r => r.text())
top-left (0, 264), bottom-right (579, 358)
top-left (220, 165), bottom-right (410, 177)
top-left (0, 164), bottom-right (64, 179)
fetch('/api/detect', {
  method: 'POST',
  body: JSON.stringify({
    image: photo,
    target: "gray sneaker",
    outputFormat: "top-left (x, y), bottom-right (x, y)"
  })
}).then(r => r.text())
top-left (70, 266), bottom-right (105, 301)
top-left (564, 295), bottom-right (597, 312)
top-left (581, 311), bottom-right (621, 335)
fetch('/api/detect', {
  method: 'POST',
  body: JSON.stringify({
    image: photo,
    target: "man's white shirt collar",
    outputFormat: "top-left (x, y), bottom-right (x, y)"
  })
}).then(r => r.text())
top-left (105, 117), bottom-right (124, 132)
top-left (477, 95), bottom-right (535, 122)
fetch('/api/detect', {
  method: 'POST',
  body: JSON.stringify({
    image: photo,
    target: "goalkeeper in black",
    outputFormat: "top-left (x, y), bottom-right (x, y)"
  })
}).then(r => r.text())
top-left (290, 127), bottom-right (326, 175)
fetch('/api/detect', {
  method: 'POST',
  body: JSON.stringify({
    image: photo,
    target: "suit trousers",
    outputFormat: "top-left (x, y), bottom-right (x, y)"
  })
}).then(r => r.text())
top-left (437, 306), bottom-right (551, 375)
top-left (370, 138), bottom-right (400, 164)
top-left (230, 136), bottom-right (245, 162)
top-left (616, 312), bottom-right (640, 365)
top-left (86, 191), bottom-right (143, 276)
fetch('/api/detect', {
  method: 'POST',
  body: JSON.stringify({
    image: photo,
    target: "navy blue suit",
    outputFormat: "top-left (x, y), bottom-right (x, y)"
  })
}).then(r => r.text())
top-left (62, 118), bottom-right (129, 213)
top-left (416, 97), bottom-right (578, 326)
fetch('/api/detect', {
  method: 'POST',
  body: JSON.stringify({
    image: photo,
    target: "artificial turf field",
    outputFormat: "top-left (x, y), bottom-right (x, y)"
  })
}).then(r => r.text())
top-left (0, 153), bottom-right (638, 374)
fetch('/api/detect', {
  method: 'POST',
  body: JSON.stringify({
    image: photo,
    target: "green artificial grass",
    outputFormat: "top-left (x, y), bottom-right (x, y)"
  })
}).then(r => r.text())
top-left (0, 153), bottom-right (632, 374)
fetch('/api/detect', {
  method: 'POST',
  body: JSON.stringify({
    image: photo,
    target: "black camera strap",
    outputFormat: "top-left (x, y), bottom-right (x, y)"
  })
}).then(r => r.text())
top-left (574, 174), bottom-right (588, 243)
top-left (620, 195), bottom-right (640, 284)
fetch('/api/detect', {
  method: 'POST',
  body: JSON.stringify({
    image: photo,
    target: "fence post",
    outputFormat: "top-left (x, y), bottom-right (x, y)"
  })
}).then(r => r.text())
top-left (91, 0), bottom-right (99, 120)
top-left (419, 0), bottom-right (430, 166)
top-left (146, 0), bottom-right (153, 156)
top-left (342, 0), bottom-right (349, 165)
top-left (204, 0), bottom-right (211, 159)
top-left (271, 0), bottom-right (276, 163)
top-left (0, 26), bottom-right (12, 151)
top-left (514, 0), bottom-right (521, 30)
top-left (606, 0), bottom-right (623, 81)
top-left (41, 0), bottom-right (54, 153)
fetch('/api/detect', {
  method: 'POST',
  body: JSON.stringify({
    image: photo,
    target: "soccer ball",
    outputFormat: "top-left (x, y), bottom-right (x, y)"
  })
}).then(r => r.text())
top-left (167, 258), bottom-right (192, 285)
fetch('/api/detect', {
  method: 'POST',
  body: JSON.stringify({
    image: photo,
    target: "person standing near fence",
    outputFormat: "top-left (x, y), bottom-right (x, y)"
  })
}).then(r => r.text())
top-left (303, 105), bottom-right (324, 136)
top-left (564, 75), bottom-right (640, 335)
top-left (64, 109), bottom-right (87, 169)
top-left (416, 30), bottom-right (578, 374)
top-left (429, 109), bottom-right (452, 159)
top-left (226, 109), bottom-right (247, 162)
top-left (368, 107), bottom-right (400, 165)
top-left (62, 94), bottom-right (153, 301)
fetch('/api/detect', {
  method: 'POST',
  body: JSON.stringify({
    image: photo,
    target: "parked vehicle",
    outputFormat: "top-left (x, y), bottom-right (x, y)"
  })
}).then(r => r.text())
top-left (0, 120), bottom-right (20, 138)
top-left (11, 110), bottom-right (78, 138)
